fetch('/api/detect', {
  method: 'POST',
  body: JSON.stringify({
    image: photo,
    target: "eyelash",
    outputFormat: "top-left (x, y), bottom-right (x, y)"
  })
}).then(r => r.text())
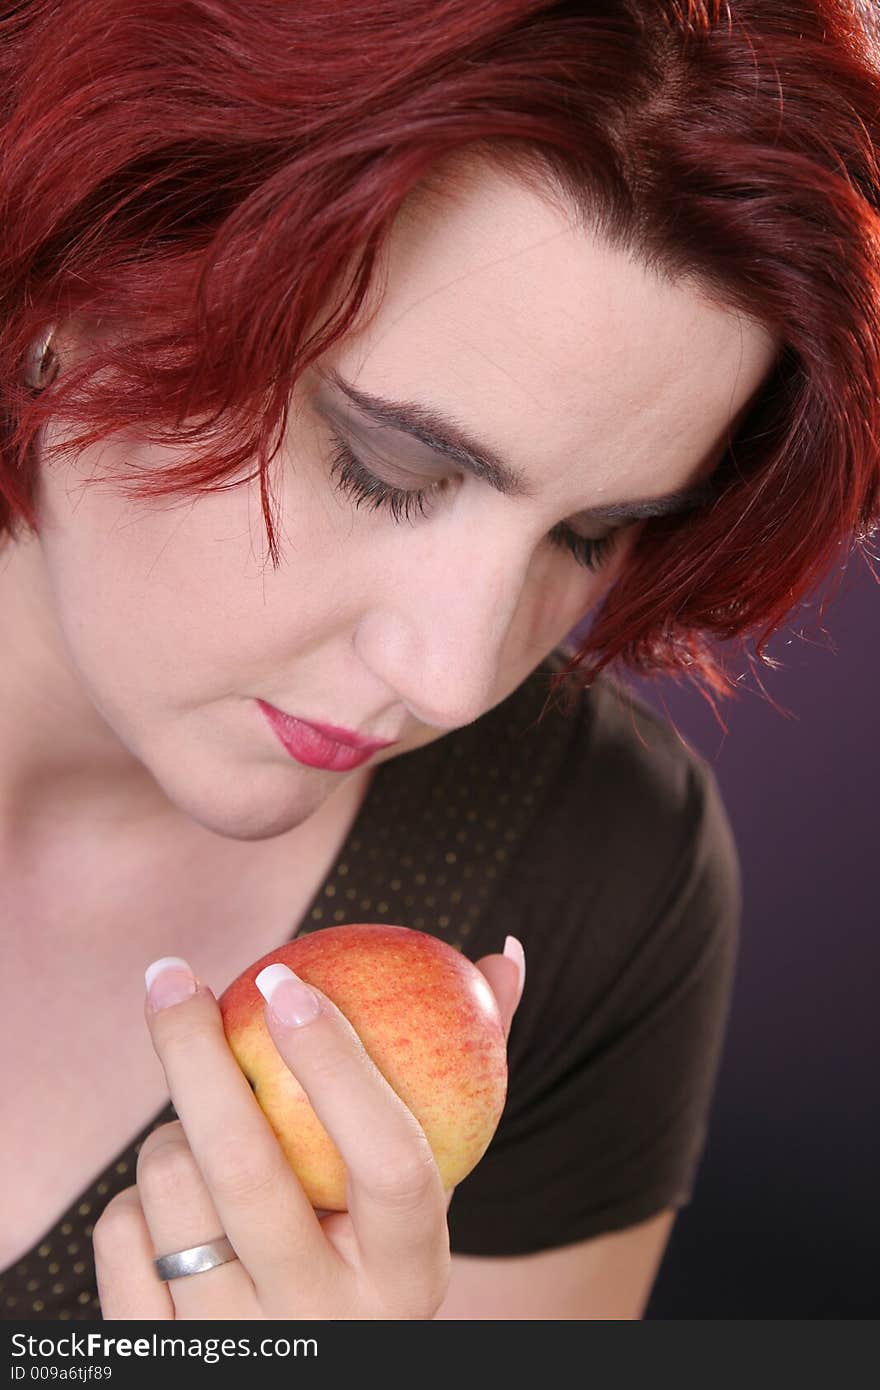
top-left (325, 433), bottom-right (621, 573)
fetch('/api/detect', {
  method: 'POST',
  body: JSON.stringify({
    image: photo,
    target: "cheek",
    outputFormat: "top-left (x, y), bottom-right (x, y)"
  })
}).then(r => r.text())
top-left (37, 443), bottom-right (368, 722)
top-left (36, 460), bottom-right (274, 703)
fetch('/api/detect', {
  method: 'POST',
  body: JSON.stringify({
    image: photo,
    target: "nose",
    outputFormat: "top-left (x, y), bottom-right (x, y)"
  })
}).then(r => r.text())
top-left (356, 526), bottom-right (528, 733)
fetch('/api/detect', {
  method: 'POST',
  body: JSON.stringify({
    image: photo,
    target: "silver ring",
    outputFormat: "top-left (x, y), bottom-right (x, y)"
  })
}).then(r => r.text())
top-left (153, 1235), bottom-right (238, 1282)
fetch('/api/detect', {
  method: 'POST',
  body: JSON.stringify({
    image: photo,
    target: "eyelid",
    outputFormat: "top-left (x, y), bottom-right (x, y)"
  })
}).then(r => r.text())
top-left (325, 410), bottom-right (626, 541)
top-left (325, 429), bottom-right (624, 573)
top-left (327, 412), bottom-right (449, 483)
top-left (566, 516), bottom-right (625, 543)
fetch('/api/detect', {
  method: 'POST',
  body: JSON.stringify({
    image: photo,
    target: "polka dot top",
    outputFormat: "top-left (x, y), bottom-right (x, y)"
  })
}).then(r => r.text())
top-left (2, 648), bottom-right (743, 1319)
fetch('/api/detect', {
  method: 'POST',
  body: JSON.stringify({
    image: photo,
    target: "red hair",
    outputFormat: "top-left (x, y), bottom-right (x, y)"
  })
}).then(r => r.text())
top-left (2, 0), bottom-right (879, 714)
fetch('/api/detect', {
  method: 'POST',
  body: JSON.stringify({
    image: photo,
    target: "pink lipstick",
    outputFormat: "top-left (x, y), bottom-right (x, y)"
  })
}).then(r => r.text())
top-left (256, 700), bottom-right (396, 772)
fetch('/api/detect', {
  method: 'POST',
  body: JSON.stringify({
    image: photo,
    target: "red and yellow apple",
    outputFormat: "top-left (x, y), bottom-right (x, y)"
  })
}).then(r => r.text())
top-left (218, 922), bottom-right (508, 1210)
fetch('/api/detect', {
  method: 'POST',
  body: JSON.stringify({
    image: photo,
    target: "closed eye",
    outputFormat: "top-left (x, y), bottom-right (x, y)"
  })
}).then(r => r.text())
top-left (324, 432), bottom-right (622, 574)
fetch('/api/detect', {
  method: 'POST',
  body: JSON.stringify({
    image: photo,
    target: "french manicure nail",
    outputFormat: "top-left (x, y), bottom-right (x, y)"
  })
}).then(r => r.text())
top-left (503, 935), bottom-right (526, 999)
top-left (145, 956), bottom-right (197, 1011)
top-left (255, 963), bottom-right (321, 1028)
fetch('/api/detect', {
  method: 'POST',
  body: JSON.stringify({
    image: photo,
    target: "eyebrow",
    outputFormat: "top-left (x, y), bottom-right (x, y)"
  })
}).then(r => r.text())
top-left (320, 367), bottom-right (718, 525)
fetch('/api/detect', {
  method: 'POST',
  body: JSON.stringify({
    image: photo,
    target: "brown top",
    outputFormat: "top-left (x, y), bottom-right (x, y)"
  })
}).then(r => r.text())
top-left (1, 648), bottom-right (741, 1320)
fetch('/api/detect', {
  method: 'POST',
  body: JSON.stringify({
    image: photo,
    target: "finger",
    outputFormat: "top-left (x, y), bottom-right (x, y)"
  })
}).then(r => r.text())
top-left (143, 957), bottom-right (339, 1292)
top-left (135, 1121), bottom-right (258, 1320)
top-left (474, 935), bottom-right (527, 1040)
top-left (255, 963), bottom-right (450, 1315)
top-left (436, 944), bottom-right (523, 1267)
top-left (440, 933), bottom-right (523, 1227)
top-left (91, 1186), bottom-right (174, 1320)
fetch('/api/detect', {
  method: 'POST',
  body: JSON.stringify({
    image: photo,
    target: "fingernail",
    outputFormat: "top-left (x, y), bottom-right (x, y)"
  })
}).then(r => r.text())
top-left (145, 956), bottom-right (197, 1011)
top-left (255, 963), bottom-right (321, 1028)
top-left (503, 935), bottom-right (526, 1001)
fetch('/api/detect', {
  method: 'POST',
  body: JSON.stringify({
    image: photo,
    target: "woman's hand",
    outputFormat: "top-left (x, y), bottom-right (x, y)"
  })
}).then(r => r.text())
top-left (92, 938), bottom-right (525, 1320)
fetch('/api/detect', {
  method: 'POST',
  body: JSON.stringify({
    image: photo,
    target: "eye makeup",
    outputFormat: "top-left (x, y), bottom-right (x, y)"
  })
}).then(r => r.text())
top-left (323, 428), bottom-right (622, 573)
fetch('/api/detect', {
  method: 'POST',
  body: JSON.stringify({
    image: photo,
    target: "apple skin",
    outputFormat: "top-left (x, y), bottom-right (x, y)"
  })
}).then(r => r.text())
top-left (218, 923), bottom-right (508, 1211)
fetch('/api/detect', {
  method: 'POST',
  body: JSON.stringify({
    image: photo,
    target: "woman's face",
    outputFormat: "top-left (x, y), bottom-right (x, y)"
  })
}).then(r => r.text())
top-left (5, 162), bottom-right (778, 844)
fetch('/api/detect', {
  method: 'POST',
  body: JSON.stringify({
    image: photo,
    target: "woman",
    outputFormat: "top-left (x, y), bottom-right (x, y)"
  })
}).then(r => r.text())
top-left (1, 0), bottom-right (878, 1321)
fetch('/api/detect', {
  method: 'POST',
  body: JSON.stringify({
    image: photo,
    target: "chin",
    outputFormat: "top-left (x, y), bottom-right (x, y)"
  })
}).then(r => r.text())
top-left (151, 758), bottom-right (333, 844)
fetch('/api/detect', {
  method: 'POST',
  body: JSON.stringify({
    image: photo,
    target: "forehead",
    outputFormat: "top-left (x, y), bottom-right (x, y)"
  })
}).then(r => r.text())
top-left (327, 163), bottom-right (779, 504)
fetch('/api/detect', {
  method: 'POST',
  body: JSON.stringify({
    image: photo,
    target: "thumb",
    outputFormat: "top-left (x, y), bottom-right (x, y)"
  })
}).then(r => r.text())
top-left (473, 935), bottom-right (526, 1043)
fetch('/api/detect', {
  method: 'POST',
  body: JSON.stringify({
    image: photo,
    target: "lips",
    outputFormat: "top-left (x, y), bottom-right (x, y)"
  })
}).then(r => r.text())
top-left (292, 715), bottom-right (397, 752)
top-left (256, 700), bottom-right (398, 772)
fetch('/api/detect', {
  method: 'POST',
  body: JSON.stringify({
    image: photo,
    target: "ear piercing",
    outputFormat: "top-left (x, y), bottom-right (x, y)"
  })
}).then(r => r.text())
top-left (24, 324), bottom-right (59, 390)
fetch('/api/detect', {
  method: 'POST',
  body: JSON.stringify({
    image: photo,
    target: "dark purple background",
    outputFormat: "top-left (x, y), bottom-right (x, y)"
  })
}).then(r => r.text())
top-left (575, 560), bottom-right (879, 1318)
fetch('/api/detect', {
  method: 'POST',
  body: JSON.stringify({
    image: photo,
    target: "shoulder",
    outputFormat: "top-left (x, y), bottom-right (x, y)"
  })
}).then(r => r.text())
top-left (566, 663), bottom-right (721, 821)
top-left (590, 672), bottom-right (740, 897)
top-left (506, 659), bottom-right (741, 934)
top-left (490, 660), bottom-right (743, 1082)
top-left (446, 659), bottom-right (743, 1260)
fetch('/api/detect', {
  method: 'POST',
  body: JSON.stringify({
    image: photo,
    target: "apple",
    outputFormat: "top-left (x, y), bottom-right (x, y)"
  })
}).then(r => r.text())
top-left (218, 922), bottom-right (508, 1211)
